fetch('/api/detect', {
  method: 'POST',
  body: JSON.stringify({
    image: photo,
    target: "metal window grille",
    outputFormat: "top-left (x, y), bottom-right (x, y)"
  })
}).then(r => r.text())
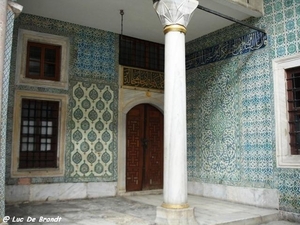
top-left (119, 35), bottom-right (164, 72)
top-left (26, 41), bottom-right (61, 81)
top-left (286, 67), bottom-right (300, 155)
top-left (19, 99), bottom-right (59, 168)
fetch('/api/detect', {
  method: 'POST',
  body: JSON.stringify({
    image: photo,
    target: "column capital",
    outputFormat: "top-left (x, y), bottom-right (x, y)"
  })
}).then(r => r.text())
top-left (153, 0), bottom-right (198, 28)
top-left (8, 1), bottom-right (23, 17)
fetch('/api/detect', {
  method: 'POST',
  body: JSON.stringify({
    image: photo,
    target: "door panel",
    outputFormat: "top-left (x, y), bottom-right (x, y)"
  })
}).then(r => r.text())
top-left (126, 105), bottom-right (144, 191)
top-left (143, 105), bottom-right (164, 190)
top-left (126, 104), bottom-right (163, 191)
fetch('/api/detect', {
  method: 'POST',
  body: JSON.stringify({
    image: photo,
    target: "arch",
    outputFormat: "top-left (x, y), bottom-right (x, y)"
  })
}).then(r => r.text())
top-left (123, 98), bottom-right (163, 114)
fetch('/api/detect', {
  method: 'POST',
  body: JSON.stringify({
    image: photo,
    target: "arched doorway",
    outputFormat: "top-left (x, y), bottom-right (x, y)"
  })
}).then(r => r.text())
top-left (126, 104), bottom-right (164, 191)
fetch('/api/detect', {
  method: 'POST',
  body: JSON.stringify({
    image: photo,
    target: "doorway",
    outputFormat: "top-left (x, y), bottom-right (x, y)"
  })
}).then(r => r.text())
top-left (126, 104), bottom-right (164, 191)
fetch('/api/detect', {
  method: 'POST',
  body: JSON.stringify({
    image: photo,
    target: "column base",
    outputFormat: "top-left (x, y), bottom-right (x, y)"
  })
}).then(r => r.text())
top-left (155, 206), bottom-right (199, 225)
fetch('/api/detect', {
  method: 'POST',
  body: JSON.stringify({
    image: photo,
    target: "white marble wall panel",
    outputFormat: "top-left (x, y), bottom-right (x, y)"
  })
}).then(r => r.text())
top-left (187, 182), bottom-right (203, 196)
top-left (30, 184), bottom-right (58, 201)
top-left (188, 181), bottom-right (279, 209)
top-left (203, 183), bottom-right (227, 200)
top-left (5, 182), bottom-right (117, 203)
top-left (227, 185), bottom-right (279, 209)
top-left (58, 183), bottom-right (87, 200)
top-left (5, 185), bottom-right (30, 203)
top-left (87, 182), bottom-right (116, 198)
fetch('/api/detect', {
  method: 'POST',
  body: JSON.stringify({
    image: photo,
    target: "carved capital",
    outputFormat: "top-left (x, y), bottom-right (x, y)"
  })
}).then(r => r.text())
top-left (153, 0), bottom-right (198, 28)
top-left (8, 1), bottom-right (23, 17)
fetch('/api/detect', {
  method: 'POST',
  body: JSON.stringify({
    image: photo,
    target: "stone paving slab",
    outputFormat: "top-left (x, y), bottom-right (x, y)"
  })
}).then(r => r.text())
top-left (4, 194), bottom-right (298, 225)
top-left (261, 222), bottom-right (300, 225)
top-left (5, 196), bottom-right (156, 225)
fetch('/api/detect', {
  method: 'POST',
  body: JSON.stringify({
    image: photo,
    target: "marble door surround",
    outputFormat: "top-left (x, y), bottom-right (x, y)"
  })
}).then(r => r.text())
top-left (117, 71), bottom-right (164, 195)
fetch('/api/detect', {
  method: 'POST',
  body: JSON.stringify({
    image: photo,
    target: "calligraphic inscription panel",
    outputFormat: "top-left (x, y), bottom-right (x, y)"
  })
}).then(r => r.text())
top-left (123, 67), bottom-right (164, 91)
top-left (186, 31), bottom-right (267, 70)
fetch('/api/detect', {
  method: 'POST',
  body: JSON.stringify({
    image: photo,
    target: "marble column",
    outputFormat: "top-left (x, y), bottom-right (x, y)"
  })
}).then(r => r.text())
top-left (153, 0), bottom-right (198, 224)
top-left (0, 1), bottom-right (22, 224)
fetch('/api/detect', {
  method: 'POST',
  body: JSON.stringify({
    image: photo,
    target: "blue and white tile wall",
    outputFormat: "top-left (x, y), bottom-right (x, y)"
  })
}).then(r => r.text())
top-left (186, 0), bottom-right (300, 213)
top-left (5, 14), bottom-right (119, 185)
top-left (1, 9), bottom-right (15, 219)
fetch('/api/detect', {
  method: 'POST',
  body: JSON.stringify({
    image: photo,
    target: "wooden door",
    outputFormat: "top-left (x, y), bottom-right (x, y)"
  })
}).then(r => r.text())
top-left (126, 104), bottom-right (163, 191)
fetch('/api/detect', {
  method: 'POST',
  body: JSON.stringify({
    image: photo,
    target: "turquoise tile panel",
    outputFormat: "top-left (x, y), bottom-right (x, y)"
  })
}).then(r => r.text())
top-left (187, 0), bottom-right (300, 214)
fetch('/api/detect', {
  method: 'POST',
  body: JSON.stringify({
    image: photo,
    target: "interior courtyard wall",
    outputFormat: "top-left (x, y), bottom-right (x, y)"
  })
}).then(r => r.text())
top-left (3, 0), bottom-right (300, 216)
top-left (5, 14), bottom-right (119, 200)
top-left (186, 0), bottom-right (300, 214)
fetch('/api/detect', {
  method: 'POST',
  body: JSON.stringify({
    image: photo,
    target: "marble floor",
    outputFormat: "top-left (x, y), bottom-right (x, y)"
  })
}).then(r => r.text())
top-left (4, 194), bottom-right (299, 225)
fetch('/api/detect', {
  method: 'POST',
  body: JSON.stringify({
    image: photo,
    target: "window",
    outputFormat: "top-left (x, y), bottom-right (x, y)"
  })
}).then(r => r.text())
top-left (11, 91), bottom-right (67, 177)
top-left (273, 53), bottom-right (300, 168)
top-left (15, 29), bottom-right (69, 89)
top-left (119, 35), bottom-right (164, 72)
top-left (286, 67), bottom-right (300, 155)
top-left (19, 99), bottom-right (59, 169)
top-left (26, 42), bottom-right (61, 81)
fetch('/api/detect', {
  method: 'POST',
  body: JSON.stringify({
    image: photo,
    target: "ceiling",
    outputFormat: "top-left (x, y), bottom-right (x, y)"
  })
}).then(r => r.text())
top-left (16, 0), bottom-right (260, 44)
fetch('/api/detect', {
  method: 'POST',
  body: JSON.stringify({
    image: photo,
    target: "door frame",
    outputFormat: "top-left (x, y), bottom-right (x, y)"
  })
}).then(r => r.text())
top-left (117, 90), bottom-right (164, 195)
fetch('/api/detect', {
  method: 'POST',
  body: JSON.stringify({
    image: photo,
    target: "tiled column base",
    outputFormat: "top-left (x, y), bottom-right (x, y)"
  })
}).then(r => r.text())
top-left (155, 206), bottom-right (198, 225)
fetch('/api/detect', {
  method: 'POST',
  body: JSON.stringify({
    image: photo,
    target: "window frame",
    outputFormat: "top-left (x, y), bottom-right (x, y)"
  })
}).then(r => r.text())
top-left (273, 53), bottom-right (300, 168)
top-left (26, 41), bottom-right (61, 81)
top-left (11, 90), bottom-right (68, 177)
top-left (15, 29), bottom-right (69, 89)
top-left (285, 67), bottom-right (300, 155)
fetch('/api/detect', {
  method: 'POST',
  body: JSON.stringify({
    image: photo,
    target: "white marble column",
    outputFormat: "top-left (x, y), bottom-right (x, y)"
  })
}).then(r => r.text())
top-left (153, 0), bottom-right (198, 224)
top-left (163, 25), bottom-right (188, 208)
top-left (0, 1), bottom-right (22, 224)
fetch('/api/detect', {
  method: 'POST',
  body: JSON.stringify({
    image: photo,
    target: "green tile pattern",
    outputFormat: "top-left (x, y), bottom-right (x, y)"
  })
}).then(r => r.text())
top-left (187, 0), bottom-right (300, 214)
top-left (70, 82), bottom-right (115, 179)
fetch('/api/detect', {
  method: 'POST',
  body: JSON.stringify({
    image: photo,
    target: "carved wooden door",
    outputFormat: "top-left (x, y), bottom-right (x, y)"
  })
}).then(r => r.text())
top-left (126, 104), bottom-right (163, 191)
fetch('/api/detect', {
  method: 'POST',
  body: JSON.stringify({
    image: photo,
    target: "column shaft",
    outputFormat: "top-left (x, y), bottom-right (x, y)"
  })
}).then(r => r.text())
top-left (163, 28), bottom-right (188, 208)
